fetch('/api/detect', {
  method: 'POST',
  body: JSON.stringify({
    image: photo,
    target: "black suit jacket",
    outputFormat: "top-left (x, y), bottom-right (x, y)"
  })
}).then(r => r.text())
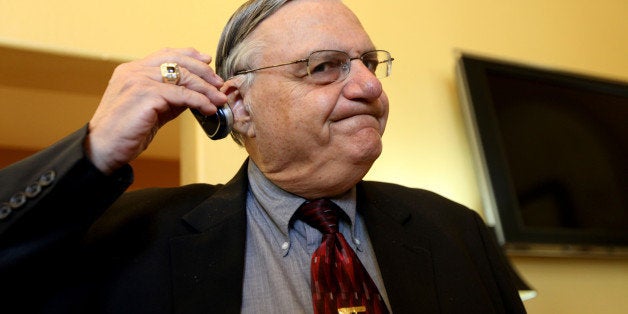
top-left (0, 127), bottom-right (525, 313)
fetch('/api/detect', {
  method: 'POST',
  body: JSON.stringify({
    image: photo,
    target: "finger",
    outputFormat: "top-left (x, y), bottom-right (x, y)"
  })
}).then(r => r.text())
top-left (143, 48), bottom-right (224, 87)
top-left (116, 59), bottom-right (225, 115)
top-left (170, 47), bottom-right (213, 64)
top-left (149, 63), bottom-right (227, 111)
top-left (158, 83), bottom-right (220, 116)
top-left (158, 55), bottom-right (224, 88)
top-left (177, 55), bottom-right (224, 87)
top-left (174, 67), bottom-right (228, 107)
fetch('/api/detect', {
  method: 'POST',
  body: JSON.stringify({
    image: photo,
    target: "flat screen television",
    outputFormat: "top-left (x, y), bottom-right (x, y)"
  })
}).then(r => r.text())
top-left (456, 53), bottom-right (628, 257)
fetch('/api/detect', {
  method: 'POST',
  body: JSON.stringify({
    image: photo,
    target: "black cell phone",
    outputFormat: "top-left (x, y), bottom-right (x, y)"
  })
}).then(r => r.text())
top-left (190, 106), bottom-right (233, 140)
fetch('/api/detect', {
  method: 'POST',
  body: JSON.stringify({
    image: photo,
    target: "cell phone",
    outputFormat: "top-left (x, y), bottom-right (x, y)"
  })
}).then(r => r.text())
top-left (190, 105), bottom-right (233, 140)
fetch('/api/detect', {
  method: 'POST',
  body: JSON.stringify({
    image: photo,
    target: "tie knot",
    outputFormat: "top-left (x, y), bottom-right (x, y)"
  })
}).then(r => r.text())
top-left (296, 199), bottom-right (340, 234)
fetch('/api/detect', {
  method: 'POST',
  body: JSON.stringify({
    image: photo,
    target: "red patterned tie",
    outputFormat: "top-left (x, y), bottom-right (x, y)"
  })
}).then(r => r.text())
top-left (296, 199), bottom-right (389, 314)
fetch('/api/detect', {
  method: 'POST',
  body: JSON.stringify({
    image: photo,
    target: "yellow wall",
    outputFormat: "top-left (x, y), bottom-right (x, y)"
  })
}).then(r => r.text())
top-left (2, 1), bottom-right (628, 313)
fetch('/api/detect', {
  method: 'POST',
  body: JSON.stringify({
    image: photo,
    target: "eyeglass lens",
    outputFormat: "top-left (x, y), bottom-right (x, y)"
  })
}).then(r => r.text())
top-left (306, 50), bottom-right (392, 84)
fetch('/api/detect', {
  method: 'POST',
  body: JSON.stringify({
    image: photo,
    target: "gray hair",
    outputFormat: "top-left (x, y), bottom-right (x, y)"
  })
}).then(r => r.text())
top-left (216, 0), bottom-right (292, 80)
top-left (215, 0), bottom-right (292, 145)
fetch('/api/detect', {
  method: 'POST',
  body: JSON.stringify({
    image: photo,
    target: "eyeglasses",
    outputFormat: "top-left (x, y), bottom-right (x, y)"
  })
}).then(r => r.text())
top-left (234, 50), bottom-right (394, 84)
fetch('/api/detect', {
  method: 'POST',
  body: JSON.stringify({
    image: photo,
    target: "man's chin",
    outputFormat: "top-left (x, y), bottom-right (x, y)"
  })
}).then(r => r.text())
top-left (347, 136), bottom-right (383, 165)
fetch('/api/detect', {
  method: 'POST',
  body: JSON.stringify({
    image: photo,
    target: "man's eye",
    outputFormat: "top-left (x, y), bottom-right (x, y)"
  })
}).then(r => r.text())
top-left (362, 59), bottom-right (380, 72)
top-left (311, 60), bottom-right (342, 74)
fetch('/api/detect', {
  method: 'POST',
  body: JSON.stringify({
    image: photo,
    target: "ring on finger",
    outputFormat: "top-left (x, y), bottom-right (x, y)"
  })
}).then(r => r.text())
top-left (160, 62), bottom-right (181, 85)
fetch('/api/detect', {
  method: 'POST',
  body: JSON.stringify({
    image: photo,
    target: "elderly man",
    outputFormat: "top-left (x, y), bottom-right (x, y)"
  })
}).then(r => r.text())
top-left (0, 0), bottom-right (526, 313)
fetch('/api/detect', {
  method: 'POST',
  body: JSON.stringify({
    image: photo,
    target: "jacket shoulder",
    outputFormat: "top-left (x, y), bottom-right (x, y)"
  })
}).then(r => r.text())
top-left (360, 181), bottom-right (476, 215)
top-left (116, 183), bottom-right (222, 207)
top-left (85, 183), bottom-right (224, 243)
top-left (358, 180), bottom-right (485, 231)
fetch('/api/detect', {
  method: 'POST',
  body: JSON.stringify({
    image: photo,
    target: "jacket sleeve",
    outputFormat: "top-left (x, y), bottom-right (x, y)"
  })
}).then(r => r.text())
top-left (0, 125), bottom-right (133, 272)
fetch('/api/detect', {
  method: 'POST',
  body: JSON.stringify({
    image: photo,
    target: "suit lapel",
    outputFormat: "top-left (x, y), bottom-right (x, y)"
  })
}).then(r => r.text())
top-left (169, 162), bottom-right (249, 314)
top-left (358, 182), bottom-right (440, 313)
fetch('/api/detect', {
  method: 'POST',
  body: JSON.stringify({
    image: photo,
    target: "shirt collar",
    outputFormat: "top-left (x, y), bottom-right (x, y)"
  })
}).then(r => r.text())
top-left (247, 161), bottom-right (357, 241)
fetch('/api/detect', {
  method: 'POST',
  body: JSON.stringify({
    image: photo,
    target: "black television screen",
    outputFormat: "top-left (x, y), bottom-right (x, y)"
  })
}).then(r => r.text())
top-left (456, 53), bottom-right (628, 257)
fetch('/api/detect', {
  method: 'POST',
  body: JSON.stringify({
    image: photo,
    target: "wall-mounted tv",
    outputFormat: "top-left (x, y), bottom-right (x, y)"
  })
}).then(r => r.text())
top-left (456, 53), bottom-right (628, 257)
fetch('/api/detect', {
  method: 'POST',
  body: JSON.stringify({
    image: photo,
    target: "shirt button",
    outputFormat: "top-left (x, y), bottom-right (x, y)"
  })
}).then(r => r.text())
top-left (281, 242), bottom-right (290, 250)
top-left (354, 238), bottom-right (361, 246)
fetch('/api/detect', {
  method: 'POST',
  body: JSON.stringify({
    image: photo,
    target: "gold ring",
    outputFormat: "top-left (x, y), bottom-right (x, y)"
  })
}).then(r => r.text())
top-left (160, 62), bottom-right (181, 84)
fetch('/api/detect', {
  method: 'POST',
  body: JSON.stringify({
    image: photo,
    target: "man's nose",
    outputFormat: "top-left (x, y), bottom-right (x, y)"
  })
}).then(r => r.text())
top-left (341, 60), bottom-right (383, 102)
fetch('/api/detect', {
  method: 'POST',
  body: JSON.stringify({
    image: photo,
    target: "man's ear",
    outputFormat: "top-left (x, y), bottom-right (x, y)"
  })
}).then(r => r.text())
top-left (222, 78), bottom-right (255, 138)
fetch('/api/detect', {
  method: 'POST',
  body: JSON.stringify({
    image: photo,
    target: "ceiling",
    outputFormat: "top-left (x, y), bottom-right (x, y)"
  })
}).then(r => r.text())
top-left (0, 44), bottom-right (179, 160)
